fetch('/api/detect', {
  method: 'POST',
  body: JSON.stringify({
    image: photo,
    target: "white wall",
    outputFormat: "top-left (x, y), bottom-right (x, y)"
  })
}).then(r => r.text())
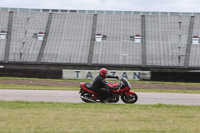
top-left (62, 70), bottom-right (151, 80)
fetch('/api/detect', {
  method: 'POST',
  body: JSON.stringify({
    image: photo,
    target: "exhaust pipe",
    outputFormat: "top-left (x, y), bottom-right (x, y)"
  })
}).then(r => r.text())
top-left (80, 96), bottom-right (95, 103)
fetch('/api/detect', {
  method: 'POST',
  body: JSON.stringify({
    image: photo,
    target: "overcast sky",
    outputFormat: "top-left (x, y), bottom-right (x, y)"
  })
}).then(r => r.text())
top-left (1, 0), bottom-right (200, 12)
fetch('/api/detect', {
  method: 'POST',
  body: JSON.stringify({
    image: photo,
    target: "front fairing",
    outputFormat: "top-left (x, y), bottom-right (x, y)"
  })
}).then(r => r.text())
top-left (121, 77), bottom-right (131, 88)
top-left (118, 86), bottom-right (130, 93)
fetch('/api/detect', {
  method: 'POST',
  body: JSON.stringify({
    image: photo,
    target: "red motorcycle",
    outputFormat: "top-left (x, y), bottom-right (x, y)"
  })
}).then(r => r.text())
top-left (79, 77), bottom-right (138, 104)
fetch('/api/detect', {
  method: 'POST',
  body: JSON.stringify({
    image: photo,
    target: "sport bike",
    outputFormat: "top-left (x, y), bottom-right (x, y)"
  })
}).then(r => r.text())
top-left (79, 77), bottom-right (138, 104)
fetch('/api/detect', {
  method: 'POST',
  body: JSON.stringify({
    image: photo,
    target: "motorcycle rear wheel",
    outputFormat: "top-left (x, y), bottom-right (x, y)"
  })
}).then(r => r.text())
top-left (121, 94), bottom-right (138, 104)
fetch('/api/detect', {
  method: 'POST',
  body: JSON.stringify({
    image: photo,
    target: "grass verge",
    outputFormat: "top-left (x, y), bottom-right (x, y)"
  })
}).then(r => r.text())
top-left (0, 84), bottom-right (78, 91)
top-left (0, 101), bottom-right (199, 133)
top-left (1, 76), bottom-right (200, 86)
top-left (0, 84), bottom-right (200, 94)
top-left (0, 77), bottom-right (200, 93)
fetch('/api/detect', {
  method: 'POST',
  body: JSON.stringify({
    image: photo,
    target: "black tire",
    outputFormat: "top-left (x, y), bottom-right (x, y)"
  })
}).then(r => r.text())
top-left (121, 93), bottom-right (138, 104)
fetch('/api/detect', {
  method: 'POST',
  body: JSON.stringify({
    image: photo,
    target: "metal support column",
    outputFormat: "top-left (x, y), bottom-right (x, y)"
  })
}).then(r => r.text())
top-left (184, 16), bottom-right (194, 68)
top-left (37, 13), bottom-right (53, 63)
top-left (141, 15), bottom-right (147, 67)
top-left (4, 11), bottom-right (14, 63)
top-left (88, 14), bottom-right (98, 64)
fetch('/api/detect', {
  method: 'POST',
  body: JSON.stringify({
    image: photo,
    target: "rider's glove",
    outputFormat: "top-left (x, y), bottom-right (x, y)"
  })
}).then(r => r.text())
top-left (115, 76), bottom-right (119, 80)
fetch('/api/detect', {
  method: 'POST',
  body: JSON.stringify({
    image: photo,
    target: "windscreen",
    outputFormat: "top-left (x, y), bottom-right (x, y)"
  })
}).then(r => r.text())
top-left (121, 77), bottom-right (131, 87)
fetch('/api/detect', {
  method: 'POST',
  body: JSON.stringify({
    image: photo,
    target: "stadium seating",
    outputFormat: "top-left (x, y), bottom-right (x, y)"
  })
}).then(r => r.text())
top-left (146, 15), bottom-right (190, 67)
top-left (9, 11), bottom-right (49, 62)
top-left (0, 8), bottom-right (200, 68)
top-left (42, 13), bottom-right (93, 63)
top-left (189, 15), bottom-right (200, 66)
top-left (93, 13), bottom-right (142, 65)
top-left (0, 11), bottom-right (9, 61)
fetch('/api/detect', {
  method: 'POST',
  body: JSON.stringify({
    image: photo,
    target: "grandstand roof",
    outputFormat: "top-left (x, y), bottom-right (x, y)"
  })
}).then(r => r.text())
top-left (1, 7), bottom-right (200, 15)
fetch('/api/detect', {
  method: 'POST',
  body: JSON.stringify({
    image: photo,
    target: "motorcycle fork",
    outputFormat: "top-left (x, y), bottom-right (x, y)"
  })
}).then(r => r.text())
top-left (124, 92), bottom-right (131, 100)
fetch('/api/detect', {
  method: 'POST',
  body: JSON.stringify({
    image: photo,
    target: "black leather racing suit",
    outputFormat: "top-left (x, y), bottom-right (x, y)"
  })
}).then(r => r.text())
top-left (91, 74), bottom-right (118, 101)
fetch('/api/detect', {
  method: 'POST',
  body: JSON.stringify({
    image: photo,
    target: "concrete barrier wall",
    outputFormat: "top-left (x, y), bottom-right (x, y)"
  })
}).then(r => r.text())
top-left (1, 68), bottom-right (200, 82)
top-left (0, 68), bottom-right (62, 79)
top-left (62, 70), bottom-right (151, 80)
top-left (151, 72), bottom-right (200, 82)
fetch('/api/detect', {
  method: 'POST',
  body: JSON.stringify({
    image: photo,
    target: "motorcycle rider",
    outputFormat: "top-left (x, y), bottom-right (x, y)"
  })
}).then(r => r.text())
top-left (91, 68), bottom-right (119, 103)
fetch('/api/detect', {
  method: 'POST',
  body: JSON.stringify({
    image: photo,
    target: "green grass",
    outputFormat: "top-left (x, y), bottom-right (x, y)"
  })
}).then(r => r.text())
top-left (0, 77), bottom-right (90, 82)
top-left (133, 80), bottom-right (200, 86)
top-left (1, 76), bottom-right (200, 86)
top-left (0, 101), bottom-right (199, 133)
top-left (1, 77), bottom-right (200, 93)
top-left (0, 77), bottom-right (64, 81)
top-left (134, 88), bottom-right (200, 94)
top-left (0, 83), bottom-right (200, 94)
top-left (0, 84), bottom-right (78, 91)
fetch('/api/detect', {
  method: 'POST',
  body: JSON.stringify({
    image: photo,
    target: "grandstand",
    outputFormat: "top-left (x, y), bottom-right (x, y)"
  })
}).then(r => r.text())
top-left (0, 7), bottom-right (200, 70)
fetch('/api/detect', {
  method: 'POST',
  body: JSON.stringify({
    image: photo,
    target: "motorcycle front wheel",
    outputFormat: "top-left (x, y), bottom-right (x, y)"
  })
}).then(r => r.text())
top-left (121, 93), bottom-right (138, 104)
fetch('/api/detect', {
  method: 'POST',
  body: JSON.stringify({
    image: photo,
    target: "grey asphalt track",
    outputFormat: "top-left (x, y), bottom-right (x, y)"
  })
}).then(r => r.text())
top-left (0, 89), bottom-right (200, 105)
